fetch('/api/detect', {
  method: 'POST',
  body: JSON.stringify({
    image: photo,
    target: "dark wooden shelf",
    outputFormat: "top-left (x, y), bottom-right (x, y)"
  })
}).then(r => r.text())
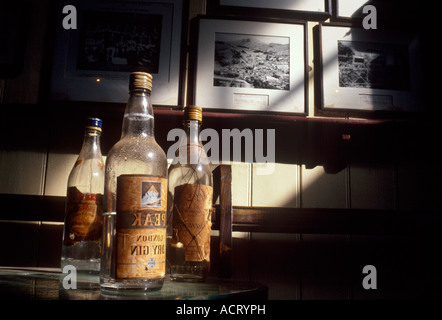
top-left (229, 206), bottom-right (442, 235)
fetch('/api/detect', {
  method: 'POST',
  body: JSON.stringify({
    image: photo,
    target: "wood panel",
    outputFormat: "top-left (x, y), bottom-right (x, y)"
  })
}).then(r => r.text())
top-left (212, 165), bottom-right (233, 278)
top-left (1, 194), bottom-right (441, 235)
top-left (230, 206), bottom-right (442, 235)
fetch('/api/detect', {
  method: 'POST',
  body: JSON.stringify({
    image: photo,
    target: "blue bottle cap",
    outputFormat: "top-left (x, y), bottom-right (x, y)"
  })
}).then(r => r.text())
top-left (86, 117), bottom-right (102, 132)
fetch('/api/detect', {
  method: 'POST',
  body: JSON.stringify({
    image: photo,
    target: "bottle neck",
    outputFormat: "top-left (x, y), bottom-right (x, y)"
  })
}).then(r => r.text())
top-left (183, 120), bottom-right (201, 146)
top-left (177, 119), bottom-right (208, 166)
top-left (122, 89), bottom-right (154, 138)
top-left (79, 128), bottom-right (102, 159)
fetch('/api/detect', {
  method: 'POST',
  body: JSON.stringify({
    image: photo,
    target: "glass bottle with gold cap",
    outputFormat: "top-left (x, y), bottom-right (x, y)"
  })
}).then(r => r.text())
top-left (100, 72), bottom-right (168, 291)
top-left (167, 105), bottom-right (213, 282)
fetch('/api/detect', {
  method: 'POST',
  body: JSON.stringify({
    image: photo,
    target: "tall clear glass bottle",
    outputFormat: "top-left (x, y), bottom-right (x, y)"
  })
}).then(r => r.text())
top-left (167, 105), bottom-right (213, 282)
top-left (61, 117), bottom-right (104, 274)
top-left (100, 72), bottom-right (168, 292)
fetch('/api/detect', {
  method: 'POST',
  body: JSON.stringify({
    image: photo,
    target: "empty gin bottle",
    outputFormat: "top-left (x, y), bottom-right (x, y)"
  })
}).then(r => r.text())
top-left (167, 105), bottom-right (213, 282)
top-left (100, 72), bottom-right (168, 291)
top-left (61, 117), bottom-right (104, 274)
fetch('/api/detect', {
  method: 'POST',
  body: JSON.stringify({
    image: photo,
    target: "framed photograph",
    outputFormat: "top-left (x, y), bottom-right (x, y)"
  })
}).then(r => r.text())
top-left (191, 17), bottom-right (308, 115)
top-left (332, 0), bottom-right (396, 21)
top-left (333, 0), bottom-right (368, 20)
top-left (49, 0), bottom-right (186, 106)
top-left (316, 24), bottom-right (423, 112)
top-left (211, 0), bottom-right (331, 19)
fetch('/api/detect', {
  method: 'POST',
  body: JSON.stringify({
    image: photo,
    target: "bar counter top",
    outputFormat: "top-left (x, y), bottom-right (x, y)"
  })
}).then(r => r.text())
top-left (0, 267), bottom-right (267, 300)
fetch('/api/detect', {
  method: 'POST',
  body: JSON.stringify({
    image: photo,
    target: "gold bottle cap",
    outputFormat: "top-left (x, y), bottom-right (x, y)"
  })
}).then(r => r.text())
top-left (184, 105), bottom-right (203, 122)
top-left (129, 72), bottom-right (152, 92)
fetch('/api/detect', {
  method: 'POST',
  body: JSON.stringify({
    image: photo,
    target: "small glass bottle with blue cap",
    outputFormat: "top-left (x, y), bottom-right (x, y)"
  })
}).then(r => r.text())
top-left (61, 117), bottom-right (105, 275)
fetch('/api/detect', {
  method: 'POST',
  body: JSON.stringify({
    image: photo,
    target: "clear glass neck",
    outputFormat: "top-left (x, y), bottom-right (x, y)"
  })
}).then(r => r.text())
top-left (121, 90), bottom-right (154, 138)
top-left (176, 120), bottom-right (209, 166)
top-left (79, 128), bottom-right (102, 159)
top-left (183, 120), bottom-right (201, 146)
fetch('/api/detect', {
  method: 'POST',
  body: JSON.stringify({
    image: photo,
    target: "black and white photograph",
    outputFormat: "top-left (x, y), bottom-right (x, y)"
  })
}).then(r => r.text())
top-left (193, 17), bottom-right (307, 114)
top-left (77, 11), bottom-right (163, 74)
top-left (317, 24), bottom-right (422, 112)
top-left (50, 0), bottom-right (185, 106)
top-left (214, 33), bottom-right (290, 90)
top-left (337, 40), bottom-right (410, 91)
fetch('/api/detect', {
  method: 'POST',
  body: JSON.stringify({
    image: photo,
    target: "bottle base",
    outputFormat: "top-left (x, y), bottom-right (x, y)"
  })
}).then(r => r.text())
top-left (170, 274), bottom-right (206, 283)
top-left (61, 258), bottom-right (100, 275)
top-left (100, 276), bottom-right (164, 292)
top-left (169, 263), bottom-right (209, 282)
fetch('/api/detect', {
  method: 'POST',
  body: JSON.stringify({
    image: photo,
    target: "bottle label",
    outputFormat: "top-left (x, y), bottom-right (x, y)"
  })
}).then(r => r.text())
top-left (64, 187), bottom-right (103, 246)
top-left (172, 184), bottom-right (213, 262)
top-left (115, 175), bottom-right (167, 279)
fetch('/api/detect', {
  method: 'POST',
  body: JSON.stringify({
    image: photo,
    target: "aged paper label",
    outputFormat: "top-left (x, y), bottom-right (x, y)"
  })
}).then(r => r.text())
top-left (172, 184), bottom-right (213, 262)
top-left (115, 175), bottom-right (167, 279)
top-left (359, 94), bottom-right (393, 108)
top-left (64, 187), bottom-right (103, 246)
top-left (233, 93), bottom-right (269, 108)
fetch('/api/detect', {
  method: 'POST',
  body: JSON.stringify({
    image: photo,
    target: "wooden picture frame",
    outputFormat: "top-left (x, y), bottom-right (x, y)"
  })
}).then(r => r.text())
top-left (190, 16), bottom-right (308, 115)
top-left (316, 23), bottom-right (423, 113)
top-left (49, 0), bottom-right (187, 106)
top-left (209, 0), bottom-right (331, 20)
